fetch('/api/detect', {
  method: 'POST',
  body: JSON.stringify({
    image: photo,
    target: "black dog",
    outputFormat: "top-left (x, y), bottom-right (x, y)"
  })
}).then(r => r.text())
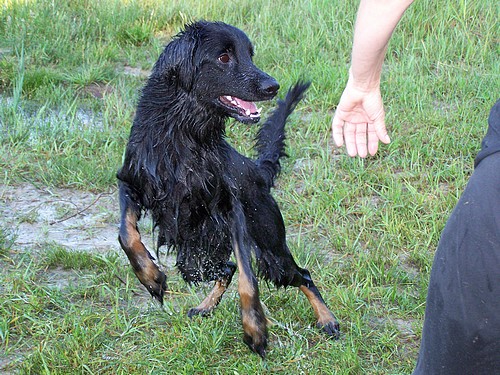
top-left (117, 21), bottom-right (339, 357)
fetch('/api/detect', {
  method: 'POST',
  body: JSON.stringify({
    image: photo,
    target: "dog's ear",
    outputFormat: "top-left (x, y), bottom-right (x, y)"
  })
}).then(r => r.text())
top-left (151, 29), bottom-right (199, 90)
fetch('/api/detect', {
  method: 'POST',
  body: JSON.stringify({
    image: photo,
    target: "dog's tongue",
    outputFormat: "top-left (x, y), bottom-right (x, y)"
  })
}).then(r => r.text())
top-left (221, 95), bottom-right (261, 117)
top-left (234, 98), bottom-right (257, 114)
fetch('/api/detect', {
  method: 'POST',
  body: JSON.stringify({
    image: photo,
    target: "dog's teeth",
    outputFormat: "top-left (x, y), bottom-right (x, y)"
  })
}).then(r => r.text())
top-left (249, 107), bottom-right (261, 118)
top-left (223, 95), bottom-right (236, 105)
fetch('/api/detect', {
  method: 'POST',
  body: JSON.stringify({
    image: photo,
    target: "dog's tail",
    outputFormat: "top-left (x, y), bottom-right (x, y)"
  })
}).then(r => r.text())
top-left (255, 81), bottom-right (311, 187)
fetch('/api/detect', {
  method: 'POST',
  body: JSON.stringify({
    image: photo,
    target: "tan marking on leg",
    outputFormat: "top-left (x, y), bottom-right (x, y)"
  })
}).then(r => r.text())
top-left (119, 208), bottom-right (166, 302)
top-left (122, 208), bottom-right (143, 249)
top-left (237, 266), bottom-right (255, 296)
top-left (193, 280), bottom-right (228, 313)
top-left (233, 236), bottom-right (267, 357)
top-left (299, 285), bottom-right (337, 326)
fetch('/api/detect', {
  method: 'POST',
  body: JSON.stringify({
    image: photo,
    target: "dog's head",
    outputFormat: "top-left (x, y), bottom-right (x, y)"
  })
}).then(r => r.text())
top-left (152, 21), bottom-right (279, 124)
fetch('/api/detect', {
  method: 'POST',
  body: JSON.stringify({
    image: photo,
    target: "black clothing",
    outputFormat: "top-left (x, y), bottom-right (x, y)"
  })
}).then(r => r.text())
top-left (475, 99), bottom-right (500, 166)
top-left (413, 100), bottom-right (500, 375)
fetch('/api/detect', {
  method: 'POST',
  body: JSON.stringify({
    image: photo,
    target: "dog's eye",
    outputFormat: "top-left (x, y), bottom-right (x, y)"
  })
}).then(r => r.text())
top-left (218, 53), bottom-right (230, 64)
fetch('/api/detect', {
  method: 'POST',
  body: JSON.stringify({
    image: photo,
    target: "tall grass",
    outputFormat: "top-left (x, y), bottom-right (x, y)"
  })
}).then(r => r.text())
top-left (0, 0), bottom-right (498, 373)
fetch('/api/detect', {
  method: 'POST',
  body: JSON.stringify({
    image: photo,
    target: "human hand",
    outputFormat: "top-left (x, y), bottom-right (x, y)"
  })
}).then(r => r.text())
top-left (331, 80), bottom-right (390, 158)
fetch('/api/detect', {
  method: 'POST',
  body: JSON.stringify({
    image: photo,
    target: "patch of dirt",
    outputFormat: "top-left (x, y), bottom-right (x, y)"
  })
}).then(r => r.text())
top-left (0, 183), bottom-right (179, 281)
top-left (0, 353), bottom-right (23, 374)
top-left (122, 65), bottom-right (150, 78)
top-left (0, 183), bottom-right (157, 254)
top-left (83, 82), bottom-right (114, 99)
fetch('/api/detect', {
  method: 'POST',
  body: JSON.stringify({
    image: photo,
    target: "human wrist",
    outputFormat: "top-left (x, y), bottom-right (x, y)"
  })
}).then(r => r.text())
top-left (347, 67), bottom-right (381, 93)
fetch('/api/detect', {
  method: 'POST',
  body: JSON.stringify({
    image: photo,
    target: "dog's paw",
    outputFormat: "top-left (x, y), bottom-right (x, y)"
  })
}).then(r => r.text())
top-left (187, 306), bottom-right (213, 318)
top-left (317, 319), bottom-right (341, 340)
top-left (241, 305), bottom-right (268, 358)
top-left (142, 271), bottom-right (167, 305)
top-left (243, 330), bottom-right (267, 359)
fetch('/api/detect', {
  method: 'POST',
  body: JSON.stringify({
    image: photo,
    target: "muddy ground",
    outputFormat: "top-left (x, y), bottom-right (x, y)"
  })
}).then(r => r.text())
top-left (0, 183), bottom-right (180, 260)
top-left (0, 183), bottom-right (123, 254)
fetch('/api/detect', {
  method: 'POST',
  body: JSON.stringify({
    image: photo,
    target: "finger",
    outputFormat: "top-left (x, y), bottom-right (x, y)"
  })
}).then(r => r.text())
top-left (367, 123), bottom-right (379, 156)
top-left (331, 114), bottom-right (345, 147)
top-left (344, 122), bottom-right (358, 157)
top-left (374, 118), bottom-right (390, 144)
top-left (355, 123), bottom-right (368, 158)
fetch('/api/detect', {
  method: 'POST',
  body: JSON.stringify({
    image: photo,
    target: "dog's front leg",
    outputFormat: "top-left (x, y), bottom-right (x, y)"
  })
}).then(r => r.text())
top-left (118, 184), bottom-right (167, 303)
top-left (231, 208), bottom-right (268, 358)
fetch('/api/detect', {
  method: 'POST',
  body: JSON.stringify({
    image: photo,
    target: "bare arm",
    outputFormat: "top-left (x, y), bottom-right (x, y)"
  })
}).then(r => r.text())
top-left (332, 0), bottom-right (414, 157)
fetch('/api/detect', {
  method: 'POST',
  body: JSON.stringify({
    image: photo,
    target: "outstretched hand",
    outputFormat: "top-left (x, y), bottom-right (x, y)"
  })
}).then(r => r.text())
top-left (331, 81), bottom-right (390, 158)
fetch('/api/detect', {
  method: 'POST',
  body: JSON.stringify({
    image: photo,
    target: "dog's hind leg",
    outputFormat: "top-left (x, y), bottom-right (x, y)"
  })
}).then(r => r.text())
top-left (294, 268), bottom-right (340, 338)
top-left (259, 244), bottom-right (339, 338)
top-left (118, 183), bottom-right (167, 304)
top-left (187, 262), bottom-right (236, 317)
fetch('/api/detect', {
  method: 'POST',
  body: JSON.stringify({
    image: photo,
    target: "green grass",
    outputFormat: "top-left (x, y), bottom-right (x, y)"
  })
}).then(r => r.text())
top-left (0, 0), bottom-right (498, 373)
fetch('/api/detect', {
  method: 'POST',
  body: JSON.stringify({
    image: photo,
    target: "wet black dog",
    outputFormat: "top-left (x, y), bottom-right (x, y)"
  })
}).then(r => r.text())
top-left (117, 21), bottom-right (339, 357)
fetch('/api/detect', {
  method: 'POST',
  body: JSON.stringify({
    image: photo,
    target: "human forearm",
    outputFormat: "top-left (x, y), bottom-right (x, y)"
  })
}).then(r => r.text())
top-left (350, 0), bottom-right (414, 90)
top-left (331, 0), bottom-right (415, 157)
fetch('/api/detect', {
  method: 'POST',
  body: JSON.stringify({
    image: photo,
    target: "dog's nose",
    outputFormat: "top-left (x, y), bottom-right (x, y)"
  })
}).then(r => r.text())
top-left (261, 78), bottom-right (280, 97)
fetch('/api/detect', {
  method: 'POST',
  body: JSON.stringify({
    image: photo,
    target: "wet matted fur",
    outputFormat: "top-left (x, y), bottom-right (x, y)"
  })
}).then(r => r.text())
top-left (117, 20), bottom-right (339, 357)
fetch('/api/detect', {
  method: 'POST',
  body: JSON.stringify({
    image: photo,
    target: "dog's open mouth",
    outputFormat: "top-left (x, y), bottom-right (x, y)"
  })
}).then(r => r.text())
top-left (219, 95), bottom-right (262, 123)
